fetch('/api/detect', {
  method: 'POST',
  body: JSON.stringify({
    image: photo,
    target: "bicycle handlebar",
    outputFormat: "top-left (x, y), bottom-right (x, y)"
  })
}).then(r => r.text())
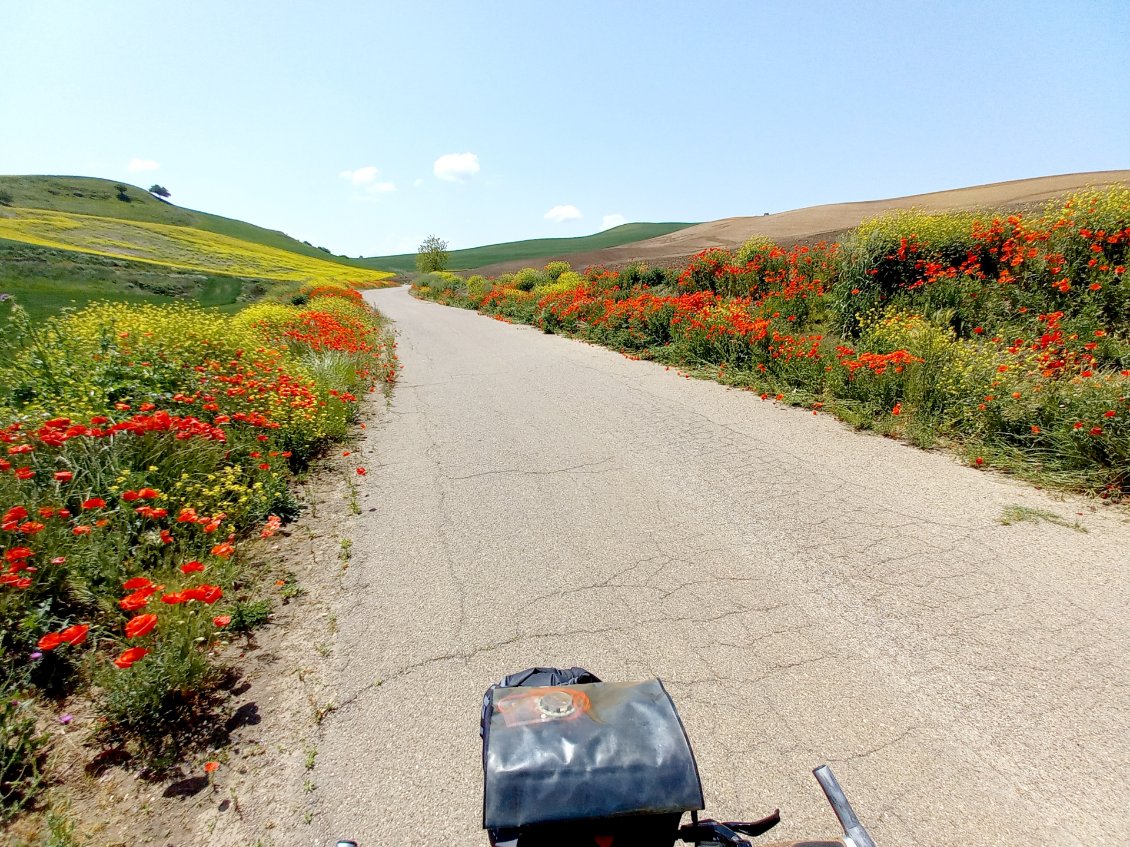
top-left (812, 765), bottom-right (877, 847)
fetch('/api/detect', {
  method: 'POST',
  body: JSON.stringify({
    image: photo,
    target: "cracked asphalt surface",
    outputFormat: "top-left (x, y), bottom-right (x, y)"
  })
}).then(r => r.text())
top-left (313, 286), bottom-right (1130, 847)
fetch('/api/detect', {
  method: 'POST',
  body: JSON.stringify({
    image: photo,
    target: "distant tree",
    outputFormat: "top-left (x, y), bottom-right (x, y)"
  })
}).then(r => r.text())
top-left (114, 184), bottom-right (130, 202)
top-left (416, 235), bottom-right (450, 273)
top-left (0, 190), bottom-right (12, 207)
top-left (148, 184), bottom-right (171, 198)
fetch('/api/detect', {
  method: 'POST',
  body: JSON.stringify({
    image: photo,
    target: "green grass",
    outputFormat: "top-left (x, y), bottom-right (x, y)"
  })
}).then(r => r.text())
top-left (998, 504), bottom-right (1087, 532)
top-left (0, 175), bottom-right (370, 266)
top-left (357, 222), bottom-right (698, 273)
top-left (0, 242), bottom-right (260, 321)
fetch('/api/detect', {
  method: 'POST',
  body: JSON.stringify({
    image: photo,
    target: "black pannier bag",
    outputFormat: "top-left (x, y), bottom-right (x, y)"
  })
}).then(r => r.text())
top-left (481, 668), bottom-right (705, 845)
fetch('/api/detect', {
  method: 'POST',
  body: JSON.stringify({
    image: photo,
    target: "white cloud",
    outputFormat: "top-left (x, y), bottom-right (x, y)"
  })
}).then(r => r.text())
top-left (339, 165), bottom-right (380, 186)
top-left (365, 181), bottom-right (397, 194)
top-left (433, 152), bottom-right (480, 182)
top-left (544, 204), bottom-right (582, 223)
top-left (601, 213), bottom-right (627, 230)
top-left (413, 178), bottom-right (425, 188)
top-left (127, 158), bottom-right (160, 172)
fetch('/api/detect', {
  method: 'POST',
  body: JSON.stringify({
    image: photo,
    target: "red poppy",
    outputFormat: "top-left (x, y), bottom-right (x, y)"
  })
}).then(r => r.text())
top-left (4, 547), bottom-right (32, 563)
top-left (213, 615), bottom-right (232, 628)
top-left (72, 526), bottom-right (92, 536)
top-left (123, 577), bottom-right (154, 590)
top-left (114, 647), bottom-right (149, 669)
top-left (53, 471), bottom-right (74, 482)
top-left (124, 614), bottom-right (158, 639)
top-left (37, 632), bottom-right (66, 651)
top-left (120, 590), bottom-right (153, 611)
top-left (59, 624), bottom-right (90, 646)
top-left (15, 468), bottom-right (34, 481)
top-left (121, 490), bottom-right (141, 502)
top-left (184, 584), bottom-right (223, 604)
top-left (974, 457), bottom-right (984, 466)
top-left (1090, 426), bottom-right (1103, 436)
top-left (81, 498), bottom-right (106, 510)
top-left (180, 560), bottom-right (206, 574)
top-left (161, 591), bottom-right (188, 605)
top-left (210, 542), bottom-right (235, 559)
top-left (204, 761), bottom-right (220, 773)
top-left (356, 467), bottom-right (366, 475)
top-left (137, 488), bottom-right (160, 499)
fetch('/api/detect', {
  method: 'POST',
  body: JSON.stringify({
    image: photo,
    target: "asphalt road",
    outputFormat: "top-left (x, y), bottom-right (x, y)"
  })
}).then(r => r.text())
top-left (313, 286), bottom-right (1130, 847)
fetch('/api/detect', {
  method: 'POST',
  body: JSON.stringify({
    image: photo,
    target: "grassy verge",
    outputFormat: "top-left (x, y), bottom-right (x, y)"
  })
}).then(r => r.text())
top-left (0, 282), bottom-right (397, 821)
top-left (414, 187), bottom-right (1129, 498)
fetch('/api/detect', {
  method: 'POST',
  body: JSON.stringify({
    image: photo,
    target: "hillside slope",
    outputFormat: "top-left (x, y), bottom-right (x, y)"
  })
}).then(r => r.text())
top-left (0, 207), bottom-right (386, 284)
top-left (468, 170), bottom-right (1130, 275)
top-left (0, 175), bottom-right (367, 266)
top-left (356, 222), bottom-right (696, 273)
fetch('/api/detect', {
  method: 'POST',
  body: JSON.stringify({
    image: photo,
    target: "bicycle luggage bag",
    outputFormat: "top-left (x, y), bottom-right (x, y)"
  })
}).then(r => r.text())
top-left (482, 677), bottom-right (705, 830)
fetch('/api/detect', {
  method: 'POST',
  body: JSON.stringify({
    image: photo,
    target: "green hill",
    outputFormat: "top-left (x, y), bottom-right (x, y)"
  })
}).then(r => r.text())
top-left (357, 222), bottom-right (698, 273)
top-left (0, 175), bottom-right (392, 320)
top-left (0, 175), bottom-right (368, 266)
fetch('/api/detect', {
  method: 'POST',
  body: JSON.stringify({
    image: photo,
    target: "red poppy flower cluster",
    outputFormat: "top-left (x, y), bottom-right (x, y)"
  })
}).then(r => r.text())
top-left (0, 284), bottom-right (398, 729)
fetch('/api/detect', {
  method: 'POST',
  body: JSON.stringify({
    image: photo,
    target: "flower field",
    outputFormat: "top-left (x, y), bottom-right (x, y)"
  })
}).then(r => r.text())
top-left (0, 207), bottom-right (392, 286)
top-left (415, 187), bottom-right (1129, 496)
top-left (0, 283), bottom-right (397, 818)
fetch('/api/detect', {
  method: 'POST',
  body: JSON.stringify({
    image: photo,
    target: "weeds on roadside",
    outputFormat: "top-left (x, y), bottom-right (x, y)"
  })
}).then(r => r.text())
top-left (0, 280), bottom-right (399, 807)
top-left (998, 504), bottom-right (1087, 532)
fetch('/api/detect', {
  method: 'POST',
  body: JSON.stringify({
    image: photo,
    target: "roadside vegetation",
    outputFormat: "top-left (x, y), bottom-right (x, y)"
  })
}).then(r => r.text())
top-left (414, 187), bottom-right (1130, 497)
top-left (0, 282), bottom-right (397, 824)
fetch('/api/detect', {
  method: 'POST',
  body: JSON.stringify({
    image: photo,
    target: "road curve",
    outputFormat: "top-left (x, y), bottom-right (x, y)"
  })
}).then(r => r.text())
top-left (314, 285), bottom-right (1130, 847)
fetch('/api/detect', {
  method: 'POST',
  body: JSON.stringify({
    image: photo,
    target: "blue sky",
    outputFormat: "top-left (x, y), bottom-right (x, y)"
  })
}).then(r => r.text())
top-left (2, 1), bottom-right (1128, 256)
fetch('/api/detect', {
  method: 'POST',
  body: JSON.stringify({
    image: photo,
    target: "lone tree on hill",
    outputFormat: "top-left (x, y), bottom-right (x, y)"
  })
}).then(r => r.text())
top-left (148, 184), bottom-right (171, 198)
top-left (416, 235), bottom-right (450, 273)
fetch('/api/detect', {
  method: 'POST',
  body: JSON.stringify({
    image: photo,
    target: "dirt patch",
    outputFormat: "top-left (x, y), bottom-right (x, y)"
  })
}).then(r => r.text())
top-left (2, 401), bottom-right (387, 847)
top-left (466, 170), bottom-right (1130, 276)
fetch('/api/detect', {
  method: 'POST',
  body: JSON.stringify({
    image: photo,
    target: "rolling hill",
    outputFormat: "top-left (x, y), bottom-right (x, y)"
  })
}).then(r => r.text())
top-left (0, 175), bottom-right (392, 319)
top-left (354, 222), bottom-right (697, 273)
top-left (0, 175), bottom-right (367, 266)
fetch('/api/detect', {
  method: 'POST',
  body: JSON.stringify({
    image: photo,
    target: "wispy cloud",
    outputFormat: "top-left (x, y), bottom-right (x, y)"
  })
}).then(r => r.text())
top-left (127, 158), bottom-right (160, 172)
top-left (434, 152), bottom-right (480, 182)
top-left (601, 213), bottom-right (627, 230)
top-left (545, 204), bottom-right (582, 223)
top-left (339, 165), bottom-right (380, 186)
top-left (365, 181), bottom-right (397, 194)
